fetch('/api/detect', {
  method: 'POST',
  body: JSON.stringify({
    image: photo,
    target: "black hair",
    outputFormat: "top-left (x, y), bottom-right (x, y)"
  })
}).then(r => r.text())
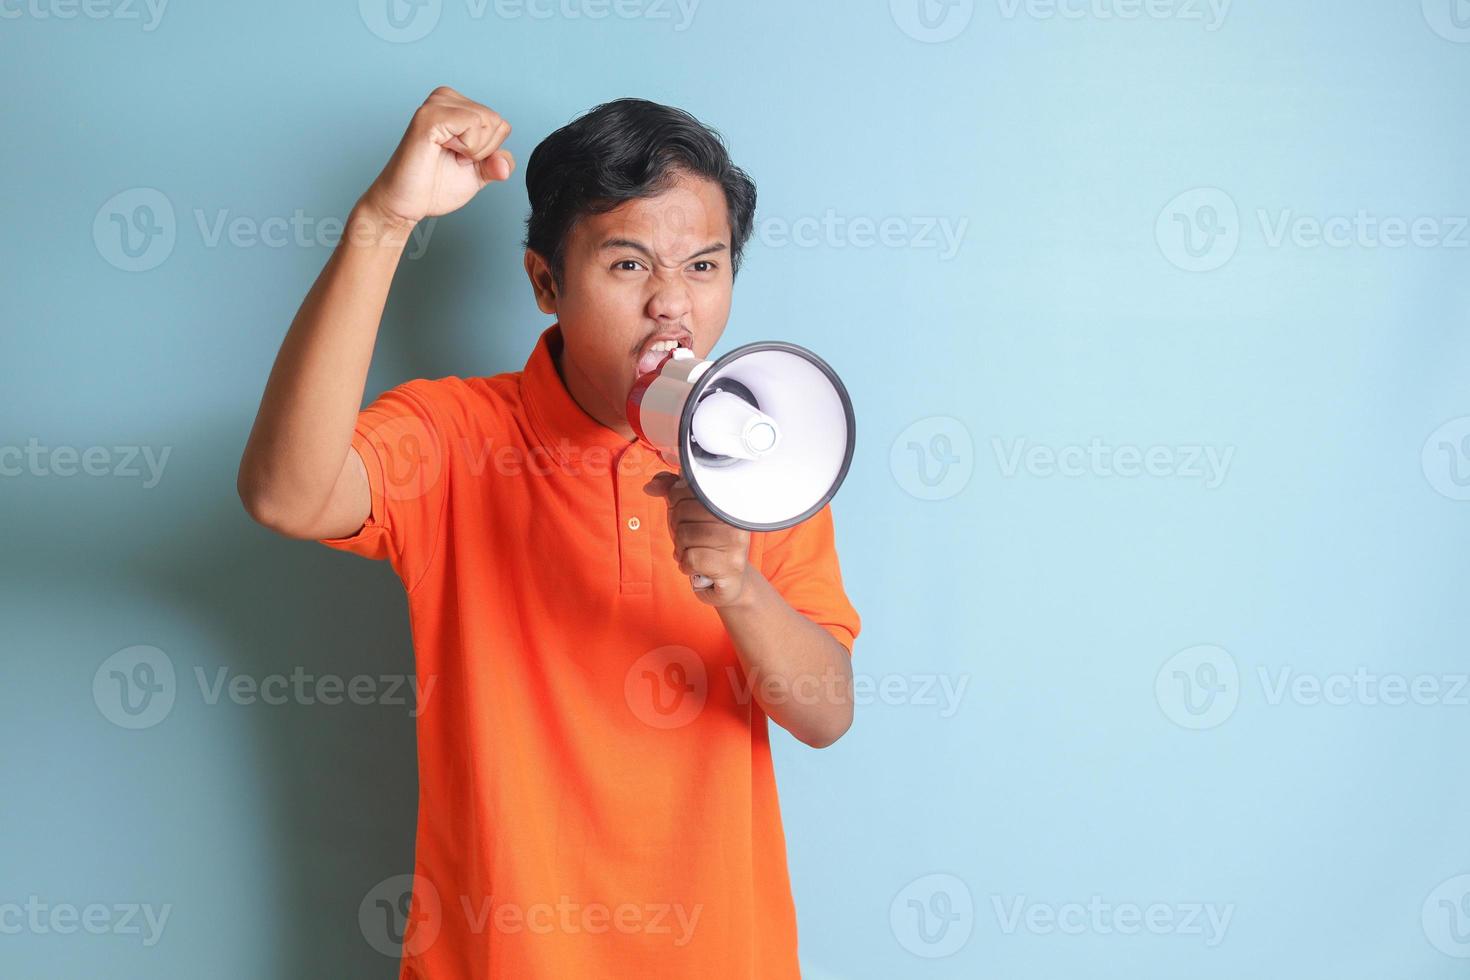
top-left (522, 98), bottom-right (757, 288)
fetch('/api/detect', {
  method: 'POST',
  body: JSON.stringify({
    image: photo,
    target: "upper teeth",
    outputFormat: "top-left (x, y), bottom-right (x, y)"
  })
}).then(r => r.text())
top-left (649, 339), bottom-right (681, 352)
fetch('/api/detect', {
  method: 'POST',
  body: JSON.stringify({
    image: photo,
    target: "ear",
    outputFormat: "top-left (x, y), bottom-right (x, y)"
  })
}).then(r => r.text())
top-left (523, 249), bottom-right (558, 315)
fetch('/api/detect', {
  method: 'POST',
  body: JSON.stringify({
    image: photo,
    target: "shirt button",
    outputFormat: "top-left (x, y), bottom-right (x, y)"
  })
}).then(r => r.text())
top-left (627, 516), bottom-right (641, 531)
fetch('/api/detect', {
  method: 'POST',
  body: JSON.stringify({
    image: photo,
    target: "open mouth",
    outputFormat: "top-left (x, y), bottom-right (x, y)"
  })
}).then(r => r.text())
top-left (634, 337), bottom-right (692, 377)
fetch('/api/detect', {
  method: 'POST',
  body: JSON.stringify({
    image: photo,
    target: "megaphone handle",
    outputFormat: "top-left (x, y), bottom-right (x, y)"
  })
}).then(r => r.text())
top-left (668, 474), bottom-right (713, 590)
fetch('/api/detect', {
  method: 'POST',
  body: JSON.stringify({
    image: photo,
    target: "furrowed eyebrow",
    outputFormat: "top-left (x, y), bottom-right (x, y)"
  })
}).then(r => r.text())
top-left (599, 238), bottom-right (728, 263)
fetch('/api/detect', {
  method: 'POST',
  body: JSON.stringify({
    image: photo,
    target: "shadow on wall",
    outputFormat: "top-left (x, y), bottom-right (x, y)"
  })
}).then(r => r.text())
top-left (71, 228), bottom-right (537, 973)
top-left (224, 252), bottom-right (536, 973)
top-left (160, 486), bottom-right (422, 977)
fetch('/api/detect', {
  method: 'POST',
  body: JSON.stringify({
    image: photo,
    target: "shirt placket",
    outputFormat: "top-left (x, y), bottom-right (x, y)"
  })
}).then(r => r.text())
top-left (612, 442), bottom-right (655, 595)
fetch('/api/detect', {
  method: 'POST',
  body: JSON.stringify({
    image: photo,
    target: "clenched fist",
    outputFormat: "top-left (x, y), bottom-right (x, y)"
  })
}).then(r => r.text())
top-left (359, 86), bottom-right (516, 228)
top-left (645, 471), bottom-right (753, 607)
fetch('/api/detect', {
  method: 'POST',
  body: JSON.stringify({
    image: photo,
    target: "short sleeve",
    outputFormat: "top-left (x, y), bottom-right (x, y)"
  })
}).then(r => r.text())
top-left (317, 379), bottom-right (448, 593)
top-left (758, 502), bottom-right (862, 655)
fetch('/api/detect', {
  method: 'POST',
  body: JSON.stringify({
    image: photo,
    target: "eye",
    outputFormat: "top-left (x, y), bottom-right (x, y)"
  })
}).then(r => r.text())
top-left (613, 259), bottom-right (644, 272)
top-left (690, 260), bottom-right (717, 273)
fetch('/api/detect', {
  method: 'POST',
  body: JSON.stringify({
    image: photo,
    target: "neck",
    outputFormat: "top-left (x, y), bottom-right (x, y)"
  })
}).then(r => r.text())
top-left (554, 343), bottom-right (637, 442)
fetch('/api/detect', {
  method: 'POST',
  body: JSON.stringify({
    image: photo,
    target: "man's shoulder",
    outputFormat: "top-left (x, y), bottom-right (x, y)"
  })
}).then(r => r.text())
top-left (392, 370), bottom-right (527, 434)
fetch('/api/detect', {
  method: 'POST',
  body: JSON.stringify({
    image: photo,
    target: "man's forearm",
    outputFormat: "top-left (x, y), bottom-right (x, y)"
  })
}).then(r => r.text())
top-left (716, 566), bottom-right (854, 748)
top-left (239, 87), bottom-right (517, 535)
top-left (236, 201), bottom-right (412, 527)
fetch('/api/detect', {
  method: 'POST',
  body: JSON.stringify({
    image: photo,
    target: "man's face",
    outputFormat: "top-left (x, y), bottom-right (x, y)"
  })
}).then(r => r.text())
top-left (529, 170), bottom-right (734, 436)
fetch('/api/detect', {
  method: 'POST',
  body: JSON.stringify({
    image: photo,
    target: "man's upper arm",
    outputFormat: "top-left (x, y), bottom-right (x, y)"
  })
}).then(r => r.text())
top-left (316, 380), bottom-right (450, 594)
top-left (758, 503), bottom-right (862, 654)
top-left (304, 444), bottom-right (372, 542)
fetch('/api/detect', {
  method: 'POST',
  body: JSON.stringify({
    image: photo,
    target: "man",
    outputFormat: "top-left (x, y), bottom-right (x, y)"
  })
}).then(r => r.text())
top-left (237, 86), bottom-right (861, 978)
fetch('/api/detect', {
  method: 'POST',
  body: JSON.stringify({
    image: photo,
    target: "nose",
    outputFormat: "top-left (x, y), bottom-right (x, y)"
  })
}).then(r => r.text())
top-left (645, 271), bottom-right (692, 325)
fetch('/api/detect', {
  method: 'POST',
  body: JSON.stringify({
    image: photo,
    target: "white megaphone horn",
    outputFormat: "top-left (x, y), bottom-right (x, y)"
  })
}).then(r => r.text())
top-left (627, 341), bottom-right (856, 589)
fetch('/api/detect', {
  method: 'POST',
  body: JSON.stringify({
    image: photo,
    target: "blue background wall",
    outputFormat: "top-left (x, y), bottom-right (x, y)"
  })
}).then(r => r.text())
top-left (4, 0), bottom-right (1470, 976)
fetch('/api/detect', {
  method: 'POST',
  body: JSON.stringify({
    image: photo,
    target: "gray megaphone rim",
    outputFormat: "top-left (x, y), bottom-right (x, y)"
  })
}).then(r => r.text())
top-left (676, 340), bottom-right (856, 532)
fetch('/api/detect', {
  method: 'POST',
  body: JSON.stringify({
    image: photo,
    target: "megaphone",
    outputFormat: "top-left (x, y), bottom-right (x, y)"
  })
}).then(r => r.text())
top-left (627, 341), bottom-right (856, 568)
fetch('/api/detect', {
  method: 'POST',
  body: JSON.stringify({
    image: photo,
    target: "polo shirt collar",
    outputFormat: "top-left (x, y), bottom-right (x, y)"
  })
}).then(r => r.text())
top-left (521, 322), bottom-right (643, 467)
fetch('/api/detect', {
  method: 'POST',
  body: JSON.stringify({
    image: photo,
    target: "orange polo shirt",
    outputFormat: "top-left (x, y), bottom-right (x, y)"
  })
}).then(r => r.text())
top-left (318, 322), bottom-right (861, 979)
